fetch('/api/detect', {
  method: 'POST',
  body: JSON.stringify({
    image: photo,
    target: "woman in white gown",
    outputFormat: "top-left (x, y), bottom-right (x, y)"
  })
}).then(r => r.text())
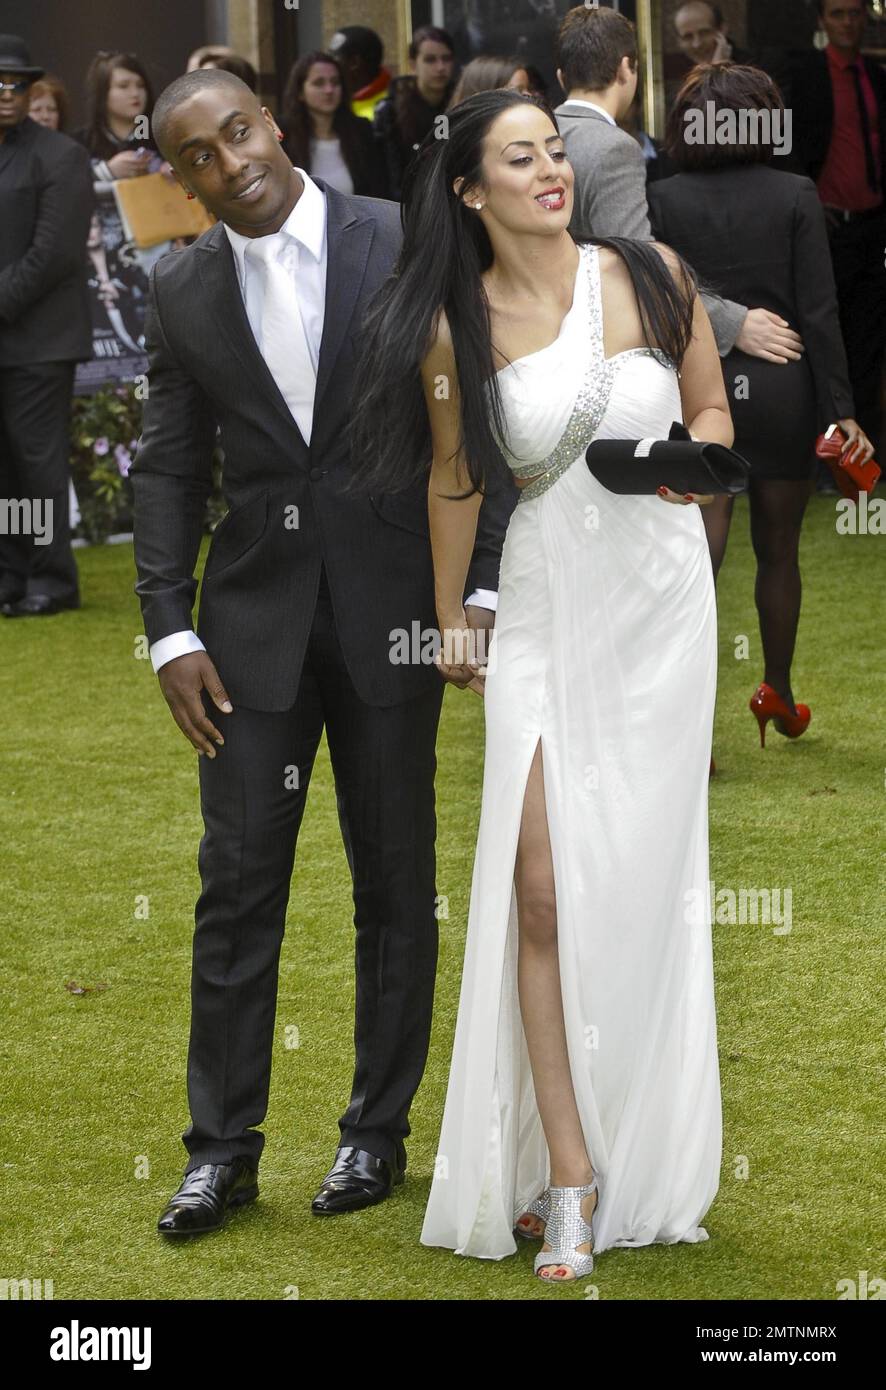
top-left (349, 90), bottom-right (733, 1284)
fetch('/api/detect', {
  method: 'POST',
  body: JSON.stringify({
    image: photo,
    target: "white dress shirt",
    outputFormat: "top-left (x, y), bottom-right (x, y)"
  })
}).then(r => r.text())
top-left (562, 97), bottom-right (617, 126)
top-left (149, 167), bottom-right (495, 674)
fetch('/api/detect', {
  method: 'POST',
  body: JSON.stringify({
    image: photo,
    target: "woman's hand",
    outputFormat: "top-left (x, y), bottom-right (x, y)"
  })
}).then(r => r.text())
top-left (837, 418), bottom-right (875, 465)
top-left (657, 485), bottom-right (715, 506)
top-left (108, 150), bottom-right (148, 178)
top-left (435, 610), bottom-right (487, 697)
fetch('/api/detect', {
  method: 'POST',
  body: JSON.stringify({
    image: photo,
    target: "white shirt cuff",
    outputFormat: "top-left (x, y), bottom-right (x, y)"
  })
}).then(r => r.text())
top-left (150, 629), bottom-right (207, 673)
top-left (465, 588), bottom-right (498, 611)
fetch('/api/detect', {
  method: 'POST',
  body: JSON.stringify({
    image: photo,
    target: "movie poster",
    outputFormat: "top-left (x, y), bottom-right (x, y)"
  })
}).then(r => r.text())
top-left (74, 186), bottom-right (150, 394)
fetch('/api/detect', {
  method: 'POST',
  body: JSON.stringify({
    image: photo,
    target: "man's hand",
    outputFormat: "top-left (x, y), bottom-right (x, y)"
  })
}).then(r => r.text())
top-left (735, 308), bottom-right (804, 364)
top-left (158, 651), bottom-right (233, 757)
top-left (434, 605), bottom-right (494, 698)
top-left (462, 604), bottom-right (495, 697)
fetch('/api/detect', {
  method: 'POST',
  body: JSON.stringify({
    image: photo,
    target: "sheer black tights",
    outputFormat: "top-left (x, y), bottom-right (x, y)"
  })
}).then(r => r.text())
top-left (701, 478), bottom-right (815, 714)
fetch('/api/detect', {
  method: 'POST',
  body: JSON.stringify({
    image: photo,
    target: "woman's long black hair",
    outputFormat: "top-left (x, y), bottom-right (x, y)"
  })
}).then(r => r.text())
top-left (346, 89), bottom-right (696, 500)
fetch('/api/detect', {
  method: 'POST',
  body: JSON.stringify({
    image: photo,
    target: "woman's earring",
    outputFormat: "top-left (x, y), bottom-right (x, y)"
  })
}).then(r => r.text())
top-left (276, 131), bottom-right (284, 141)
top-left (475, 202), bottom-right (483, 210)
top-left (186, 191), bottom-right (196, 200)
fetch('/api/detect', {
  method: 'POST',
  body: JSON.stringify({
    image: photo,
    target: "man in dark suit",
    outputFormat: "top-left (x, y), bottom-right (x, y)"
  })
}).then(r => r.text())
top-left (780, 0), bottom-right (886, 449)
top-left (130, 69), bottom-right (513, 1236)
top-left (0, 35), bottom-right (92, 616)
top-left (555, 4), bottom-right (805, 364)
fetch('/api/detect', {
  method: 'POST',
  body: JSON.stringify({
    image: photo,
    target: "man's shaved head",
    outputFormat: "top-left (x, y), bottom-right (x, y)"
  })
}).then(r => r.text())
top-left (152, 67), bottom-right (255, 158)
top-left (152, 67), bottom-right (300, 237)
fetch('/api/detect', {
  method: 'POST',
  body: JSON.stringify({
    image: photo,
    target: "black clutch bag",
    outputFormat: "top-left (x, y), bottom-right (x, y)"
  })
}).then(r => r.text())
top-left (585, 422), bottom-right (750, 496)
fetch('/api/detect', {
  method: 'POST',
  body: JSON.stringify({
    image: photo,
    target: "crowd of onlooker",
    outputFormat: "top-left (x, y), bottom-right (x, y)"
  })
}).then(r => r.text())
top-left (0, 1), bottom-right (883, 622)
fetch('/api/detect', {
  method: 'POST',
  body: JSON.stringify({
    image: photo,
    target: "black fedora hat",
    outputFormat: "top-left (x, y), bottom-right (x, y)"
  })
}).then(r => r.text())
top-left (0, 35), bottom-right (44, 80)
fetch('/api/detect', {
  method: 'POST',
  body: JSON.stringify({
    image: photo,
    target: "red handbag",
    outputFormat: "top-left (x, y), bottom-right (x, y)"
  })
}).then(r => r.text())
top-left (815, 424), bottom-right (881, 502)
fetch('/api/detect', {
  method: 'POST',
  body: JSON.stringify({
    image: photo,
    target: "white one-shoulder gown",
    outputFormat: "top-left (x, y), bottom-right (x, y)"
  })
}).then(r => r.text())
top-left (420, 243), bottom-right (722, 1261)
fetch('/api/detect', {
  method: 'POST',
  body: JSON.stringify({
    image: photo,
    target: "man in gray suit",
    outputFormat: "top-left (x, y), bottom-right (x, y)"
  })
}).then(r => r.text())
top-left (553, 5), bottom-right (805, 367)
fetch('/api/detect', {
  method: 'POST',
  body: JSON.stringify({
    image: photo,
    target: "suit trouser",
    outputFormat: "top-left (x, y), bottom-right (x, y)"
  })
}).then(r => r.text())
top-left (183, 563), bottom-right (445, 1173)
top-left (827, 211), bottom-right (886, 451)
top-left (0, 361), bottom-right (80, 601)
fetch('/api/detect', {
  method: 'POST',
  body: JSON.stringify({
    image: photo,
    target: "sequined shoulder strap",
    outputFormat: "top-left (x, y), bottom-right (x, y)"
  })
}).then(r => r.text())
top-left (585, 243), bottom-right (606, 367)
top-left (515, 246), bottom-right (619, 504)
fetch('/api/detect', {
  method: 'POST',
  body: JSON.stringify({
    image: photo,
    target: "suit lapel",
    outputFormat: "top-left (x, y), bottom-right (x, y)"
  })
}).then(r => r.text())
top-left (310, 177), bottom-right (376, 453)
top-left (195, 179), bottom-right (377, 464)
top-left (196, 220), bottom-right (310, 455)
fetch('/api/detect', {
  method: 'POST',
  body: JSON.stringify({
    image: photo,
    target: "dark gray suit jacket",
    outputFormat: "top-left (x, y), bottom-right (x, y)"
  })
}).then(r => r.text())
top-left (131, 178), bottom-right (513, 711)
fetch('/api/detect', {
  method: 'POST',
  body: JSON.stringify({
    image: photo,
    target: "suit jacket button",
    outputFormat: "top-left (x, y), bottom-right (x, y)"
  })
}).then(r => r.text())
top-left (309, 467), bottom-right (323, 480)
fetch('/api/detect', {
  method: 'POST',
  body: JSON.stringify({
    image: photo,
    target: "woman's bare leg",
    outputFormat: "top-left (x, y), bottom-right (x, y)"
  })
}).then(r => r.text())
top-left (513, 740), bottom-right (597, 1279)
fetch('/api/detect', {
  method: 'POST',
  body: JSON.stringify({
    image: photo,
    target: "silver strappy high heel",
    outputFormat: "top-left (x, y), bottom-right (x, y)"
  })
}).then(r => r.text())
top-left (534, 1178), bottom-right (598, 1280)
top-left (514, 1188), bottom-right (550, 1240)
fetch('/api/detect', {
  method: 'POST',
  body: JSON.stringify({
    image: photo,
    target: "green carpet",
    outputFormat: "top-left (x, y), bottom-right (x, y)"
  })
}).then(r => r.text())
top-left (1, 493), bottom-right (883, 1301)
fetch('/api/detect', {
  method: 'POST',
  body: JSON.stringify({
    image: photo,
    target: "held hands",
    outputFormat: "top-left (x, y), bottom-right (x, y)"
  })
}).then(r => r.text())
top-left (158, 651), bottom-right (233, 757)
top-left (434, 605), bottom-right (494, 698)
top-left (735, 309), bottom-right (804, 364)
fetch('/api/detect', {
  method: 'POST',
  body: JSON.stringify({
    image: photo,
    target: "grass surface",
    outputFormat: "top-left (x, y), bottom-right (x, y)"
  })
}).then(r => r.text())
top-left (1, 494), bottom-right (884, 1301)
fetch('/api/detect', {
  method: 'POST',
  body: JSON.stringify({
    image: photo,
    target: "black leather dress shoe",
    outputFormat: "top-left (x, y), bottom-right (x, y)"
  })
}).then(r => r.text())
top-left (1, 593), bottom-right (80, 617)
top-left (311, 1145), bottom-right (405, 1215)
top-left (157, 1159), bottom-right (259, 1236)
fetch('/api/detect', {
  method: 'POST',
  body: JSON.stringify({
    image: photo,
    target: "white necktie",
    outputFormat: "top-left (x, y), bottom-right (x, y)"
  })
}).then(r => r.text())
top-left (246, 234), bottom-right (317, 444)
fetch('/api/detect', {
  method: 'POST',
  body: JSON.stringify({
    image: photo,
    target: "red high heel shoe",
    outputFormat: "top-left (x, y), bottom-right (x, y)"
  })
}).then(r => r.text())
top-left (749, 683), bottom-right (811, 748)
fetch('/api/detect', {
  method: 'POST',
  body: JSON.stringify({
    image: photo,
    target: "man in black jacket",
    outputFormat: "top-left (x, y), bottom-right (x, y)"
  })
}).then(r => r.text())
top-left (130, 69), bottom-right (514, 1236)
top-left (780, 0), bottom-right (886, 449)
top-left (0, 35), bottom-right (92, 616)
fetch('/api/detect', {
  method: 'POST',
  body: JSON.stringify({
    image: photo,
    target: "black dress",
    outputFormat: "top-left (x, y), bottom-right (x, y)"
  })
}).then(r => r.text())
top-left (649, 164), bottom-right (854, 479)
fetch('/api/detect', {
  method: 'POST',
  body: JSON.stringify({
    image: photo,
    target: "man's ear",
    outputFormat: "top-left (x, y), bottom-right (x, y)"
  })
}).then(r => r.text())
top-left (261, 104), bottom-right (283, 140)
top-left (556, 66), bottom-right (565, 92)
top-left (618, 55), bottom-right (635, 86)
top-left (168, 165), bottom-right (191, 197)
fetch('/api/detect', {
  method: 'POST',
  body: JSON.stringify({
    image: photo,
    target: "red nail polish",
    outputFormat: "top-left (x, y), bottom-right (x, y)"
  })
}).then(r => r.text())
top-left (657, 485), bottom-right (668, 496)
top-left (683, 493), bottom-right (694, 501)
